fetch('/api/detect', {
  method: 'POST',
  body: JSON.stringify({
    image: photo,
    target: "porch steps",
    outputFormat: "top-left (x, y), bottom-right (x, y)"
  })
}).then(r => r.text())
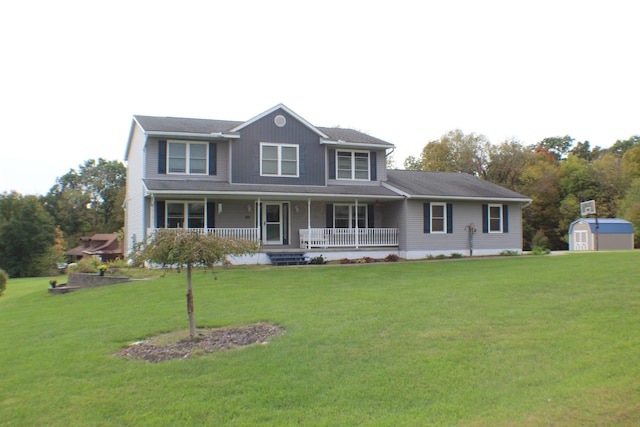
top-left (268, 252), bottom-right (309, 266)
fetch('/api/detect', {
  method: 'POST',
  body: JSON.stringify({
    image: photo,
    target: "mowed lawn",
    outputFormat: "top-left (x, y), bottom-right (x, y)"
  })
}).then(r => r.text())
top-left (1, 252), bottom-right (639, 426)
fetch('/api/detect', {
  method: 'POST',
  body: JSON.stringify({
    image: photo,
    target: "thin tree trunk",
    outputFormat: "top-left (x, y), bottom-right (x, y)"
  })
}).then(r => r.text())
top-left (186, 263), bottom-right (196, 339)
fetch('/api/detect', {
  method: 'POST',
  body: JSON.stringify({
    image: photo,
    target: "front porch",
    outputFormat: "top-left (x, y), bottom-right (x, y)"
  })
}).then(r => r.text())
top-left (146, 227), bottom-right (399, 249)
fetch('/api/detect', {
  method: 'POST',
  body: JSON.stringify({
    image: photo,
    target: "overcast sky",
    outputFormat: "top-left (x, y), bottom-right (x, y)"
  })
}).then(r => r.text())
top-left (1, 0), bottom-right (638, 195)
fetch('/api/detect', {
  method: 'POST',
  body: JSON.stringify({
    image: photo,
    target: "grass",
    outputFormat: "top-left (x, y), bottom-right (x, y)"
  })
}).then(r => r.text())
top-left (1, 252), bottom-right (639, 426)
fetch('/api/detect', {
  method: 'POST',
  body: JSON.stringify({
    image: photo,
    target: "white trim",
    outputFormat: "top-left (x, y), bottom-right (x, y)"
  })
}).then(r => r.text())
top-left (230, 103), bottom-right (329, 138)
top-left (430, 202), bottom-right (447, 234)
top-left (321, 139), bottom-right (395, 150)
top-left (146, 131), bottom-right (239, 140)
top-left (336, 149), bottom-right (370, 181)
top-left (260, 142), bottom-right (300, 177)
top-left (488, 203), bottom-right (503, 233)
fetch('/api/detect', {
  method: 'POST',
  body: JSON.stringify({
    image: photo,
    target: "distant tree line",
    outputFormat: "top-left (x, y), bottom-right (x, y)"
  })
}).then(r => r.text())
top-left (0, 159), bottom-right (125, 277)
top-left (403, 132), bottom-right (640, 250)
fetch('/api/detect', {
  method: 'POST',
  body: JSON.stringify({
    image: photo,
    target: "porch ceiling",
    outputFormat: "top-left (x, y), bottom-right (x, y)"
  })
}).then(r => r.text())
top-left (143, 179), bottom-right (403, 201)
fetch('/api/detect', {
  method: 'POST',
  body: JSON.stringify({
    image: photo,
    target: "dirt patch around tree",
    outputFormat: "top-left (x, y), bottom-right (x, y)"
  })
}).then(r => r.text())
top-left (115, 323), bottom-right (284, 363)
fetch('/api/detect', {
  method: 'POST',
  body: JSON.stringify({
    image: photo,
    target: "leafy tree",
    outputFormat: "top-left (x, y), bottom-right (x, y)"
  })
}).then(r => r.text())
top-left (535, 135), bottom-right (574, 161)
top-left (621, 146), bottom-right (640, 184)
top-left (413, 130), bottom-right (490, 177)
top-left (570, 141), bottom-right (602, 162)
top-left (403, 155), bottom-right (422, 171)
top-left (132, 230), bottom-right (259, 339)
top-left (485, 139), bottom-right (533, 190)
top-left (0, 192), bottom-right (56, 277)
top-left (0, 268), bottom-right (7, 296)
top-left (592, 153), bottom-right (624, 218)
top-left (43, 158), bottom-right (126, 244)
top-left (608, 135), bottom-right (640, 156)
top-left (619, 178), bottom-right (640, 247)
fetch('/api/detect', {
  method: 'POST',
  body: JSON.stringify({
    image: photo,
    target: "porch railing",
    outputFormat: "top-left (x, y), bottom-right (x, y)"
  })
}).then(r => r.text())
top-left (300, 228), bottom-right (398, 248)
top-left (147, 228), bottom-right (259, 241)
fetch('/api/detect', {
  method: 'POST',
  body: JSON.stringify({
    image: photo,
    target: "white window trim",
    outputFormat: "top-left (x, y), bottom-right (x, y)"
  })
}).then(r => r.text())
top-left (488, 203), bottom-right (503, 233)
top-left (167, 140), bottom-right (209, 175)
top-left (336, 150), bottom-right (370, 181)
top-left (260, 142), bottom-right (299, 177)
top-left (430, 203), bottom-right (447, 234)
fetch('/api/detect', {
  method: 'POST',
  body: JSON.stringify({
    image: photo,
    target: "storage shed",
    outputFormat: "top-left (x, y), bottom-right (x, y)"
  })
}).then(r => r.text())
top-left (568, 218), bottom-right (634, 251)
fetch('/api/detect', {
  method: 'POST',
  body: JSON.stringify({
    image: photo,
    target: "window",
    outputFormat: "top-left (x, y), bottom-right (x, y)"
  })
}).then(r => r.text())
top-left (489, 204), bottom-right (502, 233)
top-left (166, 202), bottom-right (205, 229)
top-left (261, 143), bottom-right (299, 177)
top-left (431, 203), bottom-right (446, 233)
top-left (336, 151), bottom-right (369, 180)
top-left (168, 141), bottom-right (208, 174)
top-left (333, 204), bottom-right (367, 228)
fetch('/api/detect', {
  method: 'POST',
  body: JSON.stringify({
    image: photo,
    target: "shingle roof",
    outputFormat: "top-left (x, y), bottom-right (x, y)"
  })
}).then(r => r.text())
top-left (132, 115), bottom-right (393, 146)
top-left (143, 179), bottom-right (402, 199)
top-left (386, 170), bottom-right (530, 201)
top-left (134, 115), bottom-right (242, 134)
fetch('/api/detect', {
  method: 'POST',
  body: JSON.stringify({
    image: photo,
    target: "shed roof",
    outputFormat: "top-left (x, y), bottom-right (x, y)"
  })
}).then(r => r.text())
top-left (569, 218), bottom-right (634, 235)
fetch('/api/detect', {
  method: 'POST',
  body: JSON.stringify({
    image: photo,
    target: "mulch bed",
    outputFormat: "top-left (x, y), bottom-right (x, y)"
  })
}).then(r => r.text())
top-left (115, 323), bottom-right (284, 363)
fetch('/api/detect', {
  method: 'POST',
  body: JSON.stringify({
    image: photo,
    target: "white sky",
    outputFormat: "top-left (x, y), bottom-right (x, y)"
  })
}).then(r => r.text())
top-left (1, 0), bottom-right (638, 195)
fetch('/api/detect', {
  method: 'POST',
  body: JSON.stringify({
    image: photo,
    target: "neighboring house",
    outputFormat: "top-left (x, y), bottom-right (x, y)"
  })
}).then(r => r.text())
top-left (124, 104), bottom-right (530, 263)
top-left (568, 218), bottom-right (634, 251)
top-left (65, 233), bottom-right (123, 262)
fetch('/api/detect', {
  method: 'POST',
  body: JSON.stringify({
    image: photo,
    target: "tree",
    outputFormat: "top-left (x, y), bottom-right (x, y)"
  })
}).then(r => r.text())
top-left (132, 230), bottom-right (259, 339)
top-left (43, 158), bottom-right (126, 244)
top-left (414, 130), bottom-right (490, 177)
top-left (618, 178), bottom-right (640, 247)
top-left (535, 135), bottom-right (574, 161)
top-left (0, 192), bottom-right (57, 277)
top-left (608, 135), bottom-right (640, 156)
top-left (485, 139), bottom-right (533, 190)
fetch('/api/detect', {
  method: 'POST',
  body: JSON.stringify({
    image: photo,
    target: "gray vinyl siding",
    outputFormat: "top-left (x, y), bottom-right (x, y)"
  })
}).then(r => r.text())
top-left (124, 123), bottom-right (147, 254)
top-left (403, 200), bottom-right (523, 253)
top-left (231, 110), bottom-right (325, 185)
top-left (146, 138), bottom-right (230, 181)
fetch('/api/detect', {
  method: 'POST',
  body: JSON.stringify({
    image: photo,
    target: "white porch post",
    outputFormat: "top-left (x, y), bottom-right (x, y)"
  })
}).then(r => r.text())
top-left (355, 198), bottom-right (359, 249)
top-left (257, 197), bottom-right (261, 243)
top-left (307, 198), bottom-right (311, 250)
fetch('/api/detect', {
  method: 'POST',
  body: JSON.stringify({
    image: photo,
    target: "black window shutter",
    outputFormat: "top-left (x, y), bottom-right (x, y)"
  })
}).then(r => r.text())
top-left (447, 203), bottom-right (453, 234)
top-left (424, 203), bottom-right (431, 233)
top-left (482, 204), bottom-right (489, 233)
top-left (209, 143), bottom-right (217, 176)
top-left (156, 201), bottom-right (165, 228)
top-left (328, 149), bottom-right (336, 179)
top-left (206, 201), bottom-right (216, 229)
top-left (503, 204), bottom-right (509, 233)
top-left (370, 152), bottom-right (377, 181)
top-left (158, 140), bottom-right (167, 174)
top-left (326, 204), bottom-right (333, 228)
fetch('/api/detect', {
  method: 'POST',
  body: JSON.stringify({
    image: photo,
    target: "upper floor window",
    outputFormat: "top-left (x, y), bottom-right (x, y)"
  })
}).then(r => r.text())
top-left (261, 143), bottom-right (299, 177)
top-left (168, 141), bottom-right (208, 174)
top-left (337, 150), bottom-right (369, 180)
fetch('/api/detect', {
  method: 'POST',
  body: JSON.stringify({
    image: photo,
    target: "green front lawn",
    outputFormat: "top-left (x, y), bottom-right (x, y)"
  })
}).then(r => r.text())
top-left (1, 252), bottom-right (639, 426)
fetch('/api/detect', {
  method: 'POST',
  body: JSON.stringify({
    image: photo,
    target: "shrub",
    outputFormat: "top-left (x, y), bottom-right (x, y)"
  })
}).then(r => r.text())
top-left (339, 258), bottom-right (352, 264)
top-left (531, 246), bottom-right (551, 255)
top-left (435, 254), bottom-right (447, 260)
top-left (500, 250), bottom-right (520, 256)
top-left (0, 268), bottom-right (7, 296)
top-left (426, 254), bottom-right (435, 260)
top-left (384, 253), bottom-right (399, 262)
top-left (68, 257), bottom-right (101, 273)
top-left (363, 256), bottom-right (376, 263)
top-left (532, 230), bottom-right (550, 251)
top-left (450, 253), bottom-right (464, 259)
top-left (309, 255), bottom-right (326, 265)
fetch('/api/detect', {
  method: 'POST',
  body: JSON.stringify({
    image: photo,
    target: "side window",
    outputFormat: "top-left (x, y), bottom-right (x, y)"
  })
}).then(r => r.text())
top-left (431, 203), bottom-right (446, 233)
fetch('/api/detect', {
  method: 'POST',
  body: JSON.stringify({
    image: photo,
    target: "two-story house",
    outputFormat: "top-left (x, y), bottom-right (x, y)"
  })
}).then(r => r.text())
top-left (124, 104), bottom-right (530, 263)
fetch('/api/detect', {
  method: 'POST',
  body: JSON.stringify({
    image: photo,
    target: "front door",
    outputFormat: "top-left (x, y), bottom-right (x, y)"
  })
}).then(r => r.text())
top-left (263, 203), bottom-right (282, 245)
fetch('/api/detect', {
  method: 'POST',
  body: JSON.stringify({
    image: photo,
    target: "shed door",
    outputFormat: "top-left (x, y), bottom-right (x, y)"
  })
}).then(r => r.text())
top-left (574, 230), bottom-right (589, 251)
